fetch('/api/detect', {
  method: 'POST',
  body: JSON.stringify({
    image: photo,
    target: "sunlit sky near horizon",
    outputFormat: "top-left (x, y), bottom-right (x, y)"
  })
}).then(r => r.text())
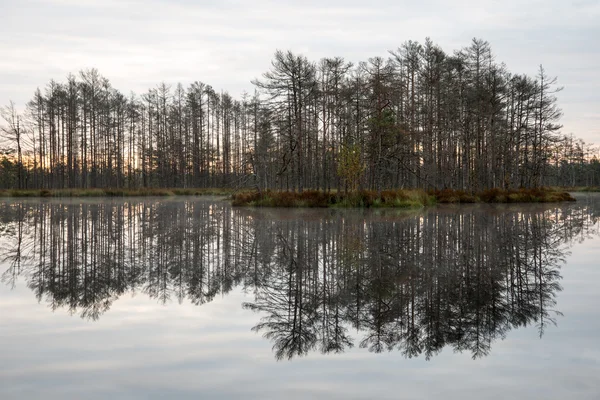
top-left (1, 0), bottom-right (599, 145)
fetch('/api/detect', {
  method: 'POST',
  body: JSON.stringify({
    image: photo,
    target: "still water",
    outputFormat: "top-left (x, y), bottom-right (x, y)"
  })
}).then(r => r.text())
top-left (1, 195), bottom-right (599, 399)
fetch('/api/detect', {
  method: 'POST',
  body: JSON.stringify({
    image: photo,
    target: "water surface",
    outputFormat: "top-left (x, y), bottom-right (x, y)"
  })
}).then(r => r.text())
top-left (1, 195), bottom-right (599, 399)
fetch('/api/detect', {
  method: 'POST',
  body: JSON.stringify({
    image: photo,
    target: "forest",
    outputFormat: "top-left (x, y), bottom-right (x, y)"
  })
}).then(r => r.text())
top-left (1, 38), bottom-right (599, 191)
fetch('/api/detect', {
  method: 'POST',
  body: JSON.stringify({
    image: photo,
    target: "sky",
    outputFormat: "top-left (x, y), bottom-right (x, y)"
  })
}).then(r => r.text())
top-left (1, 0), bottom-right (599, 144)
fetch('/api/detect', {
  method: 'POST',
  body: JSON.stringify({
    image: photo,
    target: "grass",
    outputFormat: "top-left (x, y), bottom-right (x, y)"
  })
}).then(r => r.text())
top-left (0, 187), bottom-right (235, 198)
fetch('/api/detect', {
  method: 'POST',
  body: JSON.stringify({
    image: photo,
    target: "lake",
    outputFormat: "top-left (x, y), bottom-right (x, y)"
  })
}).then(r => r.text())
top-left (1, 195), bottom-right (599, 399)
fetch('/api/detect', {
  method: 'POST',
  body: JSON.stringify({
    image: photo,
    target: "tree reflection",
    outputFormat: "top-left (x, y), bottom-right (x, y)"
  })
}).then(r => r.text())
top-left (1, 198), bottom-right (598, 359)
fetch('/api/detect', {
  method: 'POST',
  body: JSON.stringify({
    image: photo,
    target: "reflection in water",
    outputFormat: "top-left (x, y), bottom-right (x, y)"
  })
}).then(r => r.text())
top-left (1, 198), bottom-right (598, 360)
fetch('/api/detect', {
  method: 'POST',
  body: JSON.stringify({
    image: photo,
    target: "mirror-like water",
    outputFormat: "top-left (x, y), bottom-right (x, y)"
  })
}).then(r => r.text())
top-left (1, 195), bottom-right (599, 399)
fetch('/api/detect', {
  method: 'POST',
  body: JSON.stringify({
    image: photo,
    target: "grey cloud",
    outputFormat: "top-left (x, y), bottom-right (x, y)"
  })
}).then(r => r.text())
top-left (1, 0), bottom-right (598, 142)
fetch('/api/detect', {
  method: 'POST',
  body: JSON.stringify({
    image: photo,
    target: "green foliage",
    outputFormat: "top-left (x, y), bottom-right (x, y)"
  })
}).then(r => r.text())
top-left (337, 144), bottom-right (365, 192)
top-left (366, 108), bottom-right (401, 159)
top-left (0, 156), bottom-right (17, 189)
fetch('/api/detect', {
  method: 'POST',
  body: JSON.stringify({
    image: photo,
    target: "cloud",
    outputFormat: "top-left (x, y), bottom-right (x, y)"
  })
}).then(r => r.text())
top-left (1, 0), bottom-right (598, 142)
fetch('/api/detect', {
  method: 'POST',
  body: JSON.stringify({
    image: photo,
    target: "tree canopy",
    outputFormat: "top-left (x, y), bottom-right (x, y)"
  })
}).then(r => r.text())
top-left (1, 38), bottom-right (597, 191)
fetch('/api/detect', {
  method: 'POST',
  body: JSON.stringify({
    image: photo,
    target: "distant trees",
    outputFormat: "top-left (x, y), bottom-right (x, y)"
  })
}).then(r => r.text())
top-left (0, 39), bottom-right (596, 191)
top-left (0, 101), bottom-right (26, 188)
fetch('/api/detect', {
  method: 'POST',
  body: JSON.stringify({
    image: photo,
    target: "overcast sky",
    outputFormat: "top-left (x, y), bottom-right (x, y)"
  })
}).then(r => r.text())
top-left (1, 0), bottom-right (599, 144)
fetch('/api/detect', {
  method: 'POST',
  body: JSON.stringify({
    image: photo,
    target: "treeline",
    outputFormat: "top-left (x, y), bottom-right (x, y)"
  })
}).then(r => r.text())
top-left (1, 38), bottom-right (599, 191)
top-left (2, 198), bottom-right (598, 358)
